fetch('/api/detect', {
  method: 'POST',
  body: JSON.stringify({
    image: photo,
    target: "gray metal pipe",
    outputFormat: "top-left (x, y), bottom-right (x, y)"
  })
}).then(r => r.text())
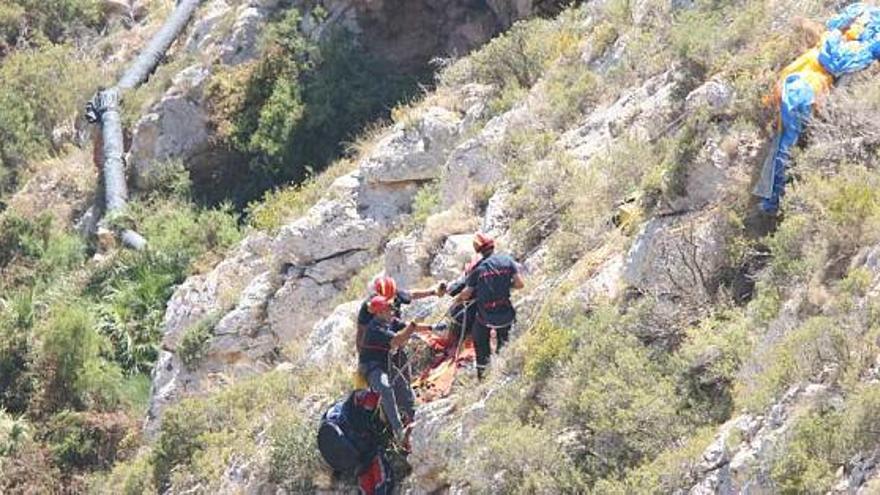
top-left (118, 0), bottom-right (203, 90)
top-left (99, 88), bottom-right (127, 213)
top-left (92, 0), bottom-right (204, 250)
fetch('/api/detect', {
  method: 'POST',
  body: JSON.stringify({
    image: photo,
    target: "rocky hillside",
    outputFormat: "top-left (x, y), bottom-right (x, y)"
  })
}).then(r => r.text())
top-left (4, 0), bottom-right (880, 493)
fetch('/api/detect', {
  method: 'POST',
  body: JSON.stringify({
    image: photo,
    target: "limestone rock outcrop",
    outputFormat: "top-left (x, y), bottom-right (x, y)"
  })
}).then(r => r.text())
top-left (623, 208), bottom-right (732, 303)
top-left (146, 82), bottom-right (491, 428)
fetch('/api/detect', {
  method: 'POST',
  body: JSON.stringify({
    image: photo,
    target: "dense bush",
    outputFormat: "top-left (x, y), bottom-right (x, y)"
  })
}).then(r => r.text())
top-left (268, 409), bottom-right (322, 492)
top-left (207, 9), bottom-right (419, 203)
top-left (150, 368), bottom-right (347, 491)
top-left (456, 408), bottom-right (588, 493)
top-left (89, 451), bottom-right (156, 494)
top-left (0, 290), bottom-right (36, 413)
top-left (0, 411), bottom-right (30, 456)
top-left (177, 313), bottom-right (218, 370)
top-left (90, 192), bottom-right (240, 374)
top-left (0, 44), bottom-right (99, 190)
top-left (0, 214), bottom-right (53, 268)
top-left (0, 0), bottom-right (104, 48)
top-left (677, 310), bottom-right (752, 424)
top-left (43, 410), bottom-right (133, 471)
top-left (0, 436), bottom-right (66, 493)
top-left (772, 385), bottom-right (880, 493)
top-left (31, 303), bottom-right (123, 414)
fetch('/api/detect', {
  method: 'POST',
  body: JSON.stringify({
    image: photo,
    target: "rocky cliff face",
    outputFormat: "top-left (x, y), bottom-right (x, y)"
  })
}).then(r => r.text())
top-left (92, 0), bottom-right (880, 493)
top-left (148, 0), bottom-right (751, 477)
top-left (126, 0), bottom-right (543, 191)
top-left (147, 93), bottom-right (486, 428)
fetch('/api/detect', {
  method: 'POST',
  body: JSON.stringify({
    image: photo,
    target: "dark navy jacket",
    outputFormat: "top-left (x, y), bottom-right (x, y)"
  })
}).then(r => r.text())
top-left (359, 318), bottom-right (407, 371)
top-left (465, 253), bottom-right (519, 327)
top-left (323, 390), bottom-right (388, 464)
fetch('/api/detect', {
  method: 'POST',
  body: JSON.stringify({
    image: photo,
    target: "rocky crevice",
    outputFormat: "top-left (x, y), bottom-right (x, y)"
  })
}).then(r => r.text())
top-left (127, 0), bottom-right (550, 197)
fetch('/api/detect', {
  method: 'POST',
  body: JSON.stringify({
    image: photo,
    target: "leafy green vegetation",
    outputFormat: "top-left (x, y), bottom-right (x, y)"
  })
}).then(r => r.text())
top-left (245, 158), bottom-right (357, 231)
top-left (206, 9), bottom-right (421, 205)
top-left (7, 0), bottom-right (880, 492)
top-left (442, 9), bottom-right (588, 118)
top-left (0, 163), bottom-right (241, 489)
top-left (177, 313), bottom-right (219, 370)
top-left (0, 0), bottom-right (104, 48)
top-left (772, 385), bottom-right (880, 493)
top-left (0, 43), bottom-right (99, 193)
top-left (145, 368), bottom-right (345, 492)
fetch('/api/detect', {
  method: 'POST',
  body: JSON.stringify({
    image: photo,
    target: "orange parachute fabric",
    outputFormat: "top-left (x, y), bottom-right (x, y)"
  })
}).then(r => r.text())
top-left (411, 329), bottom-right (476, 404)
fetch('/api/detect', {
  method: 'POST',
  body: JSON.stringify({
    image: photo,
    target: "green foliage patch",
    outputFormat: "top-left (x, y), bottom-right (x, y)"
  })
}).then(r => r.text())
top-left (0, 44), bottom-right (99, 192)
top-left (207, 9), bottom-right (420, 204)
top-left (772, 385), bottom-right (880, 493)
top-left (0, 0), bottom-right (103, 47)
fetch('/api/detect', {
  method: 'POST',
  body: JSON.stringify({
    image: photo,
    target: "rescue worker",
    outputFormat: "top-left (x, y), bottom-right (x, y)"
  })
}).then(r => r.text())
top-left (359, 295), bottom-right (434, 446)
top-left (356, 275), bottom-right (445, 352)
top-left (317, 389), bottom-right (394, 495)
top-left (455, 232), bottom-right (525, 380)
top-left (439, 256), bottom-right (481, 355)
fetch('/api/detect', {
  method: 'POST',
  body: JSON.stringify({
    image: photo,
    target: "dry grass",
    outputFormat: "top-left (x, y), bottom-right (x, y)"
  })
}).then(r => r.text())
top-left (423, 204), bottom-right (480, 252)
top-left (5, 146), bottom-right (97, 228)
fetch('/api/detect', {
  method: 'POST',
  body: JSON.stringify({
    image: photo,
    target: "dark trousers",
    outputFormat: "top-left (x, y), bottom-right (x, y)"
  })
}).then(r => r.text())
top-left (473, 321), bottom-right (511, 379)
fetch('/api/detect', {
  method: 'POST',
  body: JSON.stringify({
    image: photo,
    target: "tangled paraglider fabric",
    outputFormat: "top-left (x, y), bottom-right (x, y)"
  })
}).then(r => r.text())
top-left (755, 3), bottom-right (880, 212)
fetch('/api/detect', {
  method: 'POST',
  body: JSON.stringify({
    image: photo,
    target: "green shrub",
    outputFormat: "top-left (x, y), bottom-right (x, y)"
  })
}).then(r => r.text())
top-left (411, 181), bottom-right (441, 226)
top-left (737, 317), bottom-right (851, 412)
top-left (442, 11), bottom-right (584, 90)
top-left (152, 399), bottom-right (209, 490)
top-left (545, 306), bottom-right (693, 482)
top-left (92, 252), bottom-right (182, 375)
top-left (0, 44), bottom-right (99, 179)
top-left (547, 137), bottom-right (662, 267)
top-left (521, 308), bottom-right (577, 382)
top-left (268, 409), bottom-right (321, 492)
top-left (669, 0), bottom-right (766, 73)
top-left (596, 427), bottom-right (716, 494)
top-left (0, 213), bottom-right (85, 291)
top-left (0, 434), bottom-right (65, 493)
top-left (539, 59), bottom-right (599, 129)
top-left (765, 214), bottom-right (813, 283)
top-left (32, 303), bottom-right (123, 414)
top-left (677, 310), bottom-right (752, 424)
top-left (87, 195), bottom-right (239, 374)
top-left (453, 386), bottom-right (587, 494)
top-left (139, 160), bottom-right (193, 200)
top-left (0, 213), bottom-right (52, 269)
top-left (178, 314), bottom-right (219, 370)
top-left (771, 409), bottom-right (839, 494)
top-left (246, 158), bottom-right (357, 231)
top-left (1, 0), bottom-right (103, 45)
top-left (43, 410), bottom-right (132, 471)
top-left (207, 9), bottom-right (418, 199)
top-left (90, 451), bottom-right (156, 495)
top-left (151, 368), bottom-right (348, 491)
top-left (0, 411), bottom-right (30, 456)
top-left (771, 385), bottom-right (880, 493)
top-left (134, 199), bottom-right (241, 261)
top-left (0, 290), bottom-right (36, 413)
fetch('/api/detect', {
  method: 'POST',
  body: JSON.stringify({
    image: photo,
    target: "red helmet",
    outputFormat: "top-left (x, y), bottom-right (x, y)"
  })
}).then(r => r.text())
top-left (369, 295), bottom-right (392, 315)
top-left (473, 232), bottom-right (495, 254)
top-left (372, 275), bottom-right (398, 299)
